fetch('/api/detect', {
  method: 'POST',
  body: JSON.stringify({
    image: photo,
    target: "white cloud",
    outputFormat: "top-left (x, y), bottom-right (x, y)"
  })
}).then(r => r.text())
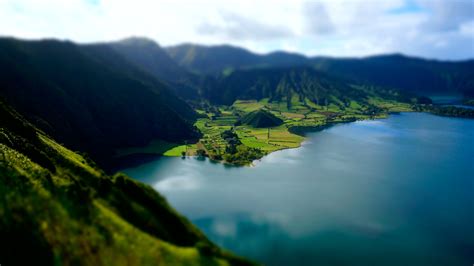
top-left (197, 11), bottom-right (294, 41)
top-left (0, 0), bottom-right (472, 59)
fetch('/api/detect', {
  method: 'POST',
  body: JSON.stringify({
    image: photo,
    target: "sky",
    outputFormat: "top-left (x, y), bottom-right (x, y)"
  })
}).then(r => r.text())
top-left (0, 0), bottom-right (473, 60)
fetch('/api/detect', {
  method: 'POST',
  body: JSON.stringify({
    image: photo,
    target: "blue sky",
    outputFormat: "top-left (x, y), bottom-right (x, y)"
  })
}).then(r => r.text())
top-left (388, 0), bottom-right (424, 14)
top-left (0, 0), bottom-right (472, 60)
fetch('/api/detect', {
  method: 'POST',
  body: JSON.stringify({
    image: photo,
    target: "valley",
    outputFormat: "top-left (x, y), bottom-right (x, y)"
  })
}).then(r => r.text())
top-left (123, 96), bottom-right (414, 166)
top-left (1, 36), bottom-right (473, 266)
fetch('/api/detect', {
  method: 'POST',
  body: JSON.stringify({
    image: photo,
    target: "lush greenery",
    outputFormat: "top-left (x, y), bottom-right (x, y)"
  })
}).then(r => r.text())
top-left (202, 67), bottom-right (425, 106)
top-left (158, 64), bottom-right (428, 165)
top-left (166, 44), bottom-right (474, 99)
top-left (0, 101), bottom-right (255, 265)
top-left (0, 37), bottom-right (199, 171)
top-left (312, 54), bottom-right (474, 97)
top-left (3, 37), bottom-right (470, 170)
top-left (108, 37), bottom-right (202, 99)
top-left (2, 37), bottom-right (474, 265)
top-left (238, 109), bottom-right (283, 128)
top-left (413, 105), bottom-right (474, 118)
top-left (463, 98), bottom-right (474, 106)
top-left (180, 92), bottom-right (415, 165)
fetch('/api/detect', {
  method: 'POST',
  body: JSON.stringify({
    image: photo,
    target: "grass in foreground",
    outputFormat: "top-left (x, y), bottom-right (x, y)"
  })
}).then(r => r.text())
top-left (0, 101), bottom-right (256, 265)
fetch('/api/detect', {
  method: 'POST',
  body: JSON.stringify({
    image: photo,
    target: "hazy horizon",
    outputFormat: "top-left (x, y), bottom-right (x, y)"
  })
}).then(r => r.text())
top-left (1, 34), bottom-right (473, 62)
top-left (1, 0), bottom-right (473, 60)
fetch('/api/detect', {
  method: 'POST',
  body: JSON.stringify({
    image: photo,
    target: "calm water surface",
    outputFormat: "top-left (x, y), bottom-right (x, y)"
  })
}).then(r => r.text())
top-left (122, 113), bottom-right (474, 266)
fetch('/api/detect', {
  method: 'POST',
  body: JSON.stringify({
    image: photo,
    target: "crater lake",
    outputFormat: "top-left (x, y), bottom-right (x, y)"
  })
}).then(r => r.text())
top-left (121, 112), bottom-right (474, 266)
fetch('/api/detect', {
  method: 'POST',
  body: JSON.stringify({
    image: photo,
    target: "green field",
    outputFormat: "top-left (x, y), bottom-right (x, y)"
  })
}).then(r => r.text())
top-left (114, 97), bottom-right (415, 165)
top-left (185, 97), bottom-right (415, 165)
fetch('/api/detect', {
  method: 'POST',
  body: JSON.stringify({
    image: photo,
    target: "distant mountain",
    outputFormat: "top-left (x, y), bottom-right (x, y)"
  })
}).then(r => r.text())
top-left (166, 43), bottom-right (308, 75)
top-left (166, 44), bottom-right (474, 97)
top-left (0, 37), bottom-right (199, 169)
top-left (311, 54), bottom-right (474, 96)
top-left (110, 37), bottom-right (189, 81)
top-left (202, 66), bottom-right (412, 106)
top-left (106, 37), bottom-right (201, 99)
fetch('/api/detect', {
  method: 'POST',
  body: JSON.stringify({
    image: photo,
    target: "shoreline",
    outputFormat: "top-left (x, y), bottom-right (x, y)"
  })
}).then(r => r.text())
top-left (114, 105), bottom-right (474, 170)
top-left (114, 113), bottom-right (393, 170)
top-left (249, 114), bottom-right (394, 166)
top-left (248, 106), bottom-right (473, 167)
top-left (181, 113), bottom-right (393, 167)
top-left (114, 113), bottom-right (392, 171)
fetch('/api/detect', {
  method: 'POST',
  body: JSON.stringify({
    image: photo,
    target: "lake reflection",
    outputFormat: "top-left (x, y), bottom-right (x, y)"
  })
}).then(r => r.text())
top-left (122, 113), bottom-right (474, 266)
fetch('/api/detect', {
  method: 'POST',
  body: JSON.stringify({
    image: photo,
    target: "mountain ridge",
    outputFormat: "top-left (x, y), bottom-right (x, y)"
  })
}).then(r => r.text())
top-left (165, 42), bottom-right (474, 97)
top-left (0, 37), bottom-right (199, 170)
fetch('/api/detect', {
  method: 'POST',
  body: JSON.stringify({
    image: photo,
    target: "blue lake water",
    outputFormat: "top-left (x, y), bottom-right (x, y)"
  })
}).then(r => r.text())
top-left (121, 112), bottom-right (474, 266)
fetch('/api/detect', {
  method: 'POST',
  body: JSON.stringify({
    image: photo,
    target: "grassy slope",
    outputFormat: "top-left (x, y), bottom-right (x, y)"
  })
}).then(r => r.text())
top-left (240, 109), bottom-right (283, 128)
top-left (0, 102), bottom-right (254, 266)
top-left (0, 37), bottom-right (199, 170)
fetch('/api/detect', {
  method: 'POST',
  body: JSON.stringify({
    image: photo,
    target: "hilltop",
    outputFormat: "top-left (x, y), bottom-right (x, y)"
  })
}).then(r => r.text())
top-left (239, 109), bottom-right (283, 128)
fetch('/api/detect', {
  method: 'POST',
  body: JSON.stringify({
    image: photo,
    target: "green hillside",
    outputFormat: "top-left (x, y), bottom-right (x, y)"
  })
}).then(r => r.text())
top-left (107, 38), bottom-right (202, 99)
top-left (240, 109), bottom-right (283, 128)
top-left (166, 43), bottom-right (474, 98)
top-left (203, 66), bottom-right (421, 106)
top-left (311, 54), bottom-right (474, 97)
top-left (0, 37), bottom-right (199, 170)
top-left (1, 36), bottom-right (472, 264)
top-left (0, 100), bottom-right (254, 266)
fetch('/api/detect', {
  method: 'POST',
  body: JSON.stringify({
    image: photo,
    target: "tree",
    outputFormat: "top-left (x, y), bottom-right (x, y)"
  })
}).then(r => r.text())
top-left (196, 148), bottom-right (207, 157)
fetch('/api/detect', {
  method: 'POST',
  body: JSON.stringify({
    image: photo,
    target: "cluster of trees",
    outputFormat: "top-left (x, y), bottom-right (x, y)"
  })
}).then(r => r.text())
top-left (362, 105), bottom-right (384, 116)
top-left (193, 129), bottom-right (264, 165)
top-left (222, 145), bottom-right (264, 165)
top-left (463, 99), bottom-right (474, 106)
top-left (221, 129), bottom-right (242, 154)
top-left (221, 129), bottom-right (264, 165)
top-left (413, 105), bottom-right (474, 118)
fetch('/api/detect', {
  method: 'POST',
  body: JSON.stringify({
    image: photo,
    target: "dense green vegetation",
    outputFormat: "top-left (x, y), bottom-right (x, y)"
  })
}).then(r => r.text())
top-left (0, 37), bottom-right (199, 171)
top-left (413, 105), bottom-right (474, 118)
top-left (0, 101), bottom-right (255, 265)
top-left (165, 44), bottom-right (474, 99)
top-left (238, 109), bottom-right (283, 128)
top-left (202, 67), bottom-right (425, 106)
top-left (1, 36), bottom-right (474, 265)
top-left (312, 54), bottom-right (474, 97)
top-left (183, 92), bottom-right (416, 165)
top-left (463, 99), bottom-right (474, 106)
top-left (2, 37), bottom-right (470, 168)
top-left (107, 37), bottom-right (202, 99)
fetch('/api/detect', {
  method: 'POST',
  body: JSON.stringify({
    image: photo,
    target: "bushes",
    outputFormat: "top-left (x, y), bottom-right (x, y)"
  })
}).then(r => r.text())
top-left (223, 145), bottom-right (263, 165)
top-left (196, 148), bottom-right (207, 157)
top-left (413, 105), bottom-right (474, 118)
